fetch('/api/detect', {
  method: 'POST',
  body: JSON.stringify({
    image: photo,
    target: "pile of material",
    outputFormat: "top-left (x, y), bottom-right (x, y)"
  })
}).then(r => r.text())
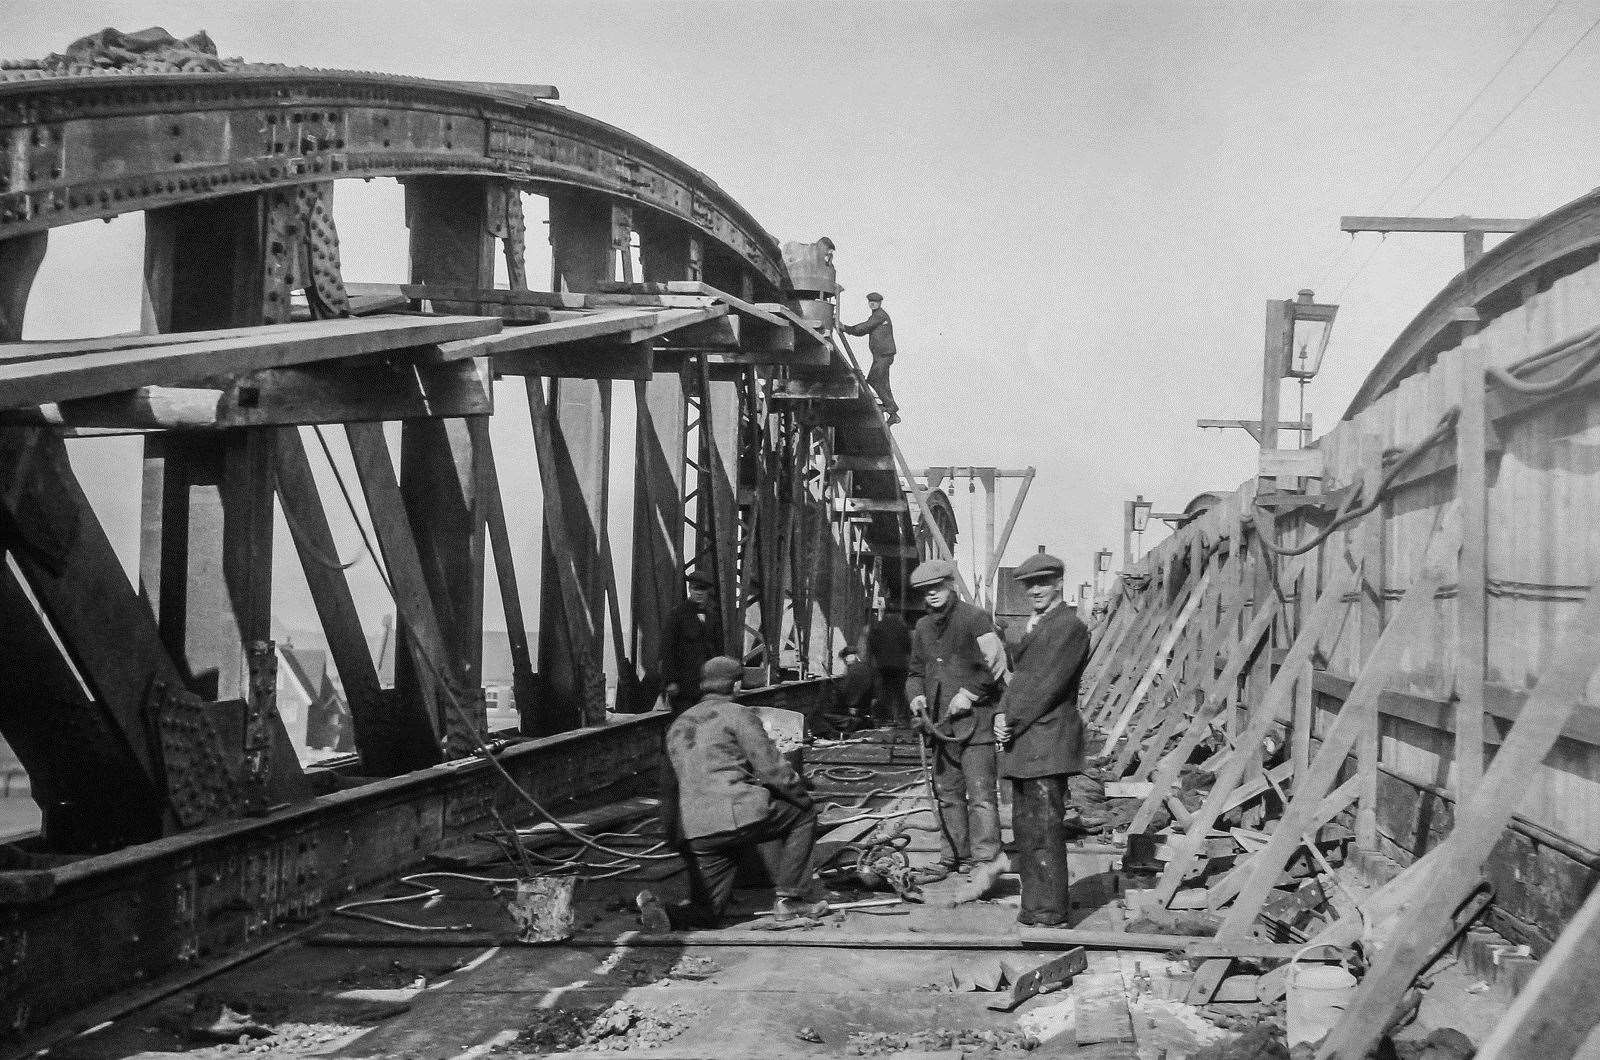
top-left (1, 27), bottom-right (274, 79)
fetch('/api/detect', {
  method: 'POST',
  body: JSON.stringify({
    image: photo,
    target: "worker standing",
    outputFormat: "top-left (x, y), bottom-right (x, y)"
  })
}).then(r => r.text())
top-left (905, 559), bottom-right (1007, 881)
top-left (866, 610), bottom-right (912, 725)
top-left (638, 657), bottom-right (827, 930)
top-left (841, 292), bottom-right (900, 425)
top-left (660, 570), bottom-right (723, 714)
top-left (993, 553), bottom-right (1091, 927)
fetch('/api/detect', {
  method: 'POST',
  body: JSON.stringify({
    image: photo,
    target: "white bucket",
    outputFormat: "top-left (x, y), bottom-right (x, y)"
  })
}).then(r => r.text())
top-left (1287, 964), bottom-right (1357, 1048)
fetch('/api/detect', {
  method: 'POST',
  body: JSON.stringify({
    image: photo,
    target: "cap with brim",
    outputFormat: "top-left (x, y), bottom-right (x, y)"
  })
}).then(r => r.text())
top-left (699, 655), bottom-right (744, 691)
top-left (686, 570), bottom-right (716, 589)
top-left (1012, 552), bottom-right (1065, 582)
top-left (866, 292), bottom-right (883, 302)
top-left (909, 558), bottom-right (956, 588)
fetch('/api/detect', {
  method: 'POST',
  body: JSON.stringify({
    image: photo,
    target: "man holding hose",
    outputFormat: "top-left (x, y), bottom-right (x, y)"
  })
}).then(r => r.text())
top-left (993, 552), bottom-right (1091, 927)
top-left (906, 559), bottom-right (1007, 882)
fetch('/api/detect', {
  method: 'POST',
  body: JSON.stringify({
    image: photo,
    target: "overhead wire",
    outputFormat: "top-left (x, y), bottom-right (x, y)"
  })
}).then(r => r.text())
top-left (1324, 4), bottom-right (1600, 302)
top-left (1311, 0), bottom-right (1565, 292)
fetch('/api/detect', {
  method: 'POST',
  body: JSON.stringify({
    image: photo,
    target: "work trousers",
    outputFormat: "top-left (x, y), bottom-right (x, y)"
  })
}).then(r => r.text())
top-left (932, 739), bottom-right (1001, 866)
top-left (1011, 774), bottom-right (1071, 925)
top-left (681, 799), bottom-right (818, 922)
top-left (867, 355), bottom-right (897, 415)
top-left (874, 666), bottom-right (909, 725)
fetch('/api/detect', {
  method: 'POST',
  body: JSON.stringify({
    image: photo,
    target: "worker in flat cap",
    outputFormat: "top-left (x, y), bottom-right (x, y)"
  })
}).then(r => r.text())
top-left (993, 551), bottom-right (1092, 927)
top-left (639, 656), bottom-right (826, 930)
top-left (905, 558), bottom-right (1008, 881)
top-left (660, 569), bottom-right (724, 714)
top-left (841, 292), bottom-right (900, 426)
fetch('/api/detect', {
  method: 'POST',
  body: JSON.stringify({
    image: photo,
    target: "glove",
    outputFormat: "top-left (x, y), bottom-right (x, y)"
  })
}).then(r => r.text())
top-left (947, 688), bottom-right (977, 717)
top-left (910, 695), bottom-right (928, 716)
top-left (993, 712), bottom-right (1012, 746)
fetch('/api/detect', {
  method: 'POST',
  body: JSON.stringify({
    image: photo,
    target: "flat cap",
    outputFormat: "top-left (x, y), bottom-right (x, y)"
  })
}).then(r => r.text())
top-left (686, 570), bottom-right (716, 589)
top-left (1013, 552), bottom-right (1065, 582)
top-left (866, 291), bottom-right (884, 302)
top-left (699, 655), bottom-right (744, 691)
top-left (909, 558), bottom-right (957, 588)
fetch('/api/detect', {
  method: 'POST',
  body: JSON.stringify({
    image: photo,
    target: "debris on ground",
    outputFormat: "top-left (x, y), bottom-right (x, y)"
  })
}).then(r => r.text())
top-left (504, 1001), bottom-right (697, 1053)
top-left (846, 1027), bottom-right (1038, 1054)
top-left (591, 951), bottom-right (721, 984)
top-left (795, 1025), bottom-right (824, 1043)
top-left (1189, 1023), bottom-right (1289, 1060)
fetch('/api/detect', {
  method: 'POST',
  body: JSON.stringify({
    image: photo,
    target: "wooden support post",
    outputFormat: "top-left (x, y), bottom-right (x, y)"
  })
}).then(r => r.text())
top-left (1454, 324), bottom-right (1488, 797)
top-left (403, 178), bottom-right (496, 751)
top-left (526, 379), bottom-right (608, 732)
top-left (275, 429), bottom-right (400, 775)
top-left (631, 374), bottom-right (687, 706)
top-left (1154, 560), bottom-right (1356, 905)
top-left (1355, 433), bottom-right (1387, 851)
top-left (479, 425), bottom-right (537, 730)
top-left (1215, 559), bottom-right (1449, 934)
top-left (344, 422), bottom-right (448, 766)
top-left (705, 374), bottom-right (742, 656)
top-left (538, 188), bottom-right (616, 729)
top-left (1321, 572), bottom-right (1600, 1059)
top-left (1100, 565), bottom-right (1212, 757)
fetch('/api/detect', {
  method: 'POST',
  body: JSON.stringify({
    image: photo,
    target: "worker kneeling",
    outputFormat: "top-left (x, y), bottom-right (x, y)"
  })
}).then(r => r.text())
top-left (637, 656), bottom-right (827, 931)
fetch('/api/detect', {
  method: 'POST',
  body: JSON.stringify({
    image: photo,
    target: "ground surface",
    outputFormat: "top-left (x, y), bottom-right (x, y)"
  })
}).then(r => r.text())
top-left (46, 736), bottom-right (1509, 1059)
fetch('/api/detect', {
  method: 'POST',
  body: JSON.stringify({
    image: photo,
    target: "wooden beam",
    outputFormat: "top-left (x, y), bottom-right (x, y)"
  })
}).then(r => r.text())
top-left (1321, 567), bottom-right (1600, 1057)
top-left (0, 316), bottom-right (501, 410)
top-left (274, 429), bottom-right (393, 774)
top-left (1216, 563), bottom-right (1448, 936)
top-left (1475, 872), bottom-right (1600, 1057)
top-left (1339, 216), bottom-right (1531, 234)
top-left (493, 340), bottom-right (653, 380)
top-left (344, 422), bottom-right (448, 768)
top-left (772, 379), bottom-right (858, 401)
top-left (1454, 332), bottom-right (1487, 797)
top-left (480, 429), bottom-right (537, 731)
top-left (630, 373), bottom-right (686, 706)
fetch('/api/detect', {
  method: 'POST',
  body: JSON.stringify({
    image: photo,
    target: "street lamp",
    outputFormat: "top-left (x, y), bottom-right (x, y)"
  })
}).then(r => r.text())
top-left (1123, 495), bottom-right (1154, 568)
top-left (1093, 548), bottom-right (1113, 602)
top-left (1286, 289), bottom-right (1339, 380)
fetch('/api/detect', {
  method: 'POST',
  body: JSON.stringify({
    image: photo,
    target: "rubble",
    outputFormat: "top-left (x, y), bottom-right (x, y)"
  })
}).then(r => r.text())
top-left (845, 1027), bottom-right (1039, 1055)
top-left (503, 1001), bottom-right (697, 1053)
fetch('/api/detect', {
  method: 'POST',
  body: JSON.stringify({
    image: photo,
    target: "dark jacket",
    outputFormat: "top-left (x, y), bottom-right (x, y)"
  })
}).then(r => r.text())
top-left (662, 693), bottom-right (810, 840)
top-left (837, 658), bottom-right (875, 713)
top-left (661, 600), bottom-right (722, 699)
top-left (866, 614), bottom-right (911, 670)
top-left (997, 603), bottom-right (1091, 779)
top-left (842, 308), bottom-right (897, 359)
top-left (907, 600), bottom-right (1004, 745)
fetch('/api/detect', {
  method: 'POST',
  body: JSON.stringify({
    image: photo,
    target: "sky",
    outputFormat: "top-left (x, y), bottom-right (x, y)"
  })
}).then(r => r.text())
top-left (11, 0), bottom-right (1600, 643)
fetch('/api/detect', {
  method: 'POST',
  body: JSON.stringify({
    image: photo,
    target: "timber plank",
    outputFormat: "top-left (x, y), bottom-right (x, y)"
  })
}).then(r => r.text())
top-left (1320, 572), bottom-right (1600, 1058)
top-left (0, 316), bottom-right (500, 408)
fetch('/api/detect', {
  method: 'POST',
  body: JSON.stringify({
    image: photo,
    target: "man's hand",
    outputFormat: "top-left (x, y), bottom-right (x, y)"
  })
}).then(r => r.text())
top-left (947, 688), bottom-right (977, 717)
top-left (910, 695), bottom-right (928, 717)
top-left (993, 712), bottom-right (1012, 746)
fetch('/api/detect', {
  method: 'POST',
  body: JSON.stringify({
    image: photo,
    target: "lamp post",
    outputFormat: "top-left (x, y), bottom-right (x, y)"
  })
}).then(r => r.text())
top-left (1094, 547), bottom-right (1113, 601)
top-left (1123, 495), bottom-right (1153, 568)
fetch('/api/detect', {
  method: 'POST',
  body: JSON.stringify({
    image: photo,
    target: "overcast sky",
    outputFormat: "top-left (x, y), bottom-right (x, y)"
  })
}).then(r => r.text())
top-left (11, 0), bottom-right (1600, 642)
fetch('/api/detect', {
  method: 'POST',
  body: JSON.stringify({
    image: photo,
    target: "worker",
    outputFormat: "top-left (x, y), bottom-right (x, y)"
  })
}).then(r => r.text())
top-left (905, 559), bottom-right (1007, 881)
top-left (993, 552), bottom-right (1091, 928)
top-left (841, 292), bottom-right (899, 425)
top-left (866, 610), bottom-right (912, 725)
top-left (637, 656), bottom-right (827, 930)
top-left (660, 570), bottom-right (723, 714)
top-left (835, 646), bottom-right (876, 732)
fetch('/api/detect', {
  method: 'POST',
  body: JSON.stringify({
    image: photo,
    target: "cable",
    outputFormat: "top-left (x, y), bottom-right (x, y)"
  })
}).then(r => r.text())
top-left (1408, 6), bottom-right (1600, 213)
top-left (1312, 0), bottom-right (1565, 291)
top-left (312, 425), bottom-right (393, 592)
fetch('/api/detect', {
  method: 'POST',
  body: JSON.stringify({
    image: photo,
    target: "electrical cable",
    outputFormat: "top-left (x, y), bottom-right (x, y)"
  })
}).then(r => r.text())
top-left (1407, 7), bottom-right (1600, 214)
top-left (1310, 0), bottom-right (1566, 292)
top-left (312, 424), bottom-right (393, 592)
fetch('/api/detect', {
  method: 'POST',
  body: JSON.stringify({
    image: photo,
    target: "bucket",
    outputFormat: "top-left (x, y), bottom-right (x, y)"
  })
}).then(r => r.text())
top-left (1287, 964), bottom-right (1356, 1048)
top-left (506, 876), bottom-right (578, 944)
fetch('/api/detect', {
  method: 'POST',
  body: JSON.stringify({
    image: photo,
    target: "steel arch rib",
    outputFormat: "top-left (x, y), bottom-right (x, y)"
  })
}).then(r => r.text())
top-left (0, 69), bottom-right (787, 289)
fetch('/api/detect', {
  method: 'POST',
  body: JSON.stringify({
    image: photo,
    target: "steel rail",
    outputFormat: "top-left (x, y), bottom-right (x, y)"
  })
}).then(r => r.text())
top-left (0, 69), bottom-right (788, 290)
top-left (1345, 184), bottom-right (1600, 418)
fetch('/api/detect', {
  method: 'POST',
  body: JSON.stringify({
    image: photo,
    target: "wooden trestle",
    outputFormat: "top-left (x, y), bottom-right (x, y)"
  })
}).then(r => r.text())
top-left (0, 68), bottom-right (926, 1044)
